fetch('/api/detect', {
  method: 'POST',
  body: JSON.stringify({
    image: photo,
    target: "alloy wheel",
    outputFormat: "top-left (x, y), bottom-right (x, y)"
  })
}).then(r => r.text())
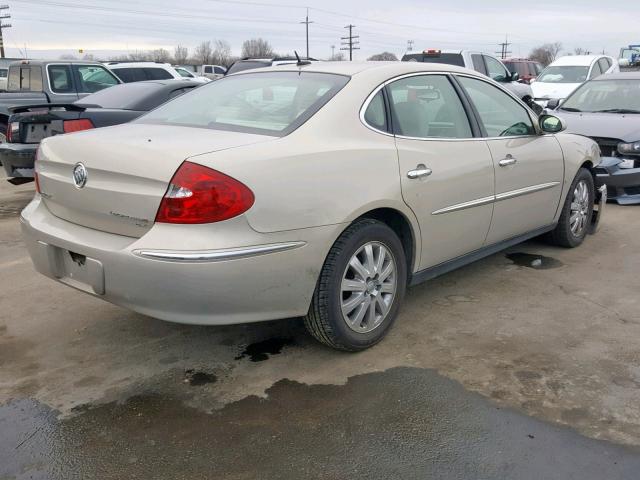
top-left (340, 241), bottom-right (397, 334)
top-left (569, 180), bottom-right (590, 236)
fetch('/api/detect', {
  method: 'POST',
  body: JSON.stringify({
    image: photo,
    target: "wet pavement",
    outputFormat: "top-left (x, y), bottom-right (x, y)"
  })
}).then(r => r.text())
top-left (1, 180), bottom-right (640, 479)
top-left (3, 367), bottom-right (640, 480)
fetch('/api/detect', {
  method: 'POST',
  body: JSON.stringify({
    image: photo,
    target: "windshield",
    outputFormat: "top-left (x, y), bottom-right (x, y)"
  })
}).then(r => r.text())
top-left (137, 71), bottom-right (350, 136)
top-left (537, 66), bottom-right (589, 83)
top-left (176, 68), bottom-right (194, 78)
top-left (561, 79), bottom-right (640, 113)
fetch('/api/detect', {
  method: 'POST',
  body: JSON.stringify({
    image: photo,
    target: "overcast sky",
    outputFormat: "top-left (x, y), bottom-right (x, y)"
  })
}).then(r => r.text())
top-left (3, 0), bottom-right (637, 60)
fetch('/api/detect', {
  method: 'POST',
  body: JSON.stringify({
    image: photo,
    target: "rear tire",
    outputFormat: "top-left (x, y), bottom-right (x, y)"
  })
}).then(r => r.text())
top-left (304, 219), bottom-right (407, 351)
top-left (549, 168), bottom-right (594, 248)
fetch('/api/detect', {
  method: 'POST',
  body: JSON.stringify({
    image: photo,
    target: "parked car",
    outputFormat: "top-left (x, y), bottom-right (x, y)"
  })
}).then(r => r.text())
top-left (503, 58), bottom-right (543, 84)
top-left (22, 62), bottom-right (604, 351)
top-left (0, 60), bottom-right (121, 141)
top-left (1, 80), bottom-right (200, 179)
top-left (199, 64), bottom-right (227, 80)
top-left (173, 66), bottom-right (210, 81)
top-left (400, 49), bottom-right (537, 109)
top-left (549, 72), bottom-right (640, 204)
top-left (106, 62), bottom-right (210, 84)
top-left (226, 57), bottom-right (319, 75)
top-left (531, 55), bottom-right (619, 107)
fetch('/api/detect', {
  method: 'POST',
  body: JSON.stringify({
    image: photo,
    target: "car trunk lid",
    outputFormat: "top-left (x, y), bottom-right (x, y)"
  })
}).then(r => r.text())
top-left (37, 123), bottom-right (273, 237)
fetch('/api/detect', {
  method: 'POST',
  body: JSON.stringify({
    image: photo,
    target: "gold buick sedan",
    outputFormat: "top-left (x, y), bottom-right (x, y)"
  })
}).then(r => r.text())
top-left (21, 61), bottom-right (604, 351)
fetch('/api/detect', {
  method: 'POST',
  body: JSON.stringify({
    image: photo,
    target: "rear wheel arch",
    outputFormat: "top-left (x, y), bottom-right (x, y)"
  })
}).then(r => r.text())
top-left (355, 207), bottom-right (417, 278)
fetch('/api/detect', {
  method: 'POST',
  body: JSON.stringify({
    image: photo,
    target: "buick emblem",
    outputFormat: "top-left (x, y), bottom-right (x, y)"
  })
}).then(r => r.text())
top-left (72, 163), bottom-right (88, 189)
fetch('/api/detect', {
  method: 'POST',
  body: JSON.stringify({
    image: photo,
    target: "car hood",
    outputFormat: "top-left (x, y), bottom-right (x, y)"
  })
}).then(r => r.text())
top-left (555, 111), bottom-right (640, 142)
top-left (531, 82), bottom-right (580, 99)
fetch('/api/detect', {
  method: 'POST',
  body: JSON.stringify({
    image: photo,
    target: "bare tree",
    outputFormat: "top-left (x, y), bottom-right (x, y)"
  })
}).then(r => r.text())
top-left (529, 42), bottom-right (563, 66)
top-left (367, 52), bottom-right (398, 61)
top-left (573, 47), bottom-right (591, 56)
top-left (330, 52), bottom-right (346, 61)
top-left (174, 45), bottom-right (189, 64)
top-left (128, 50), bottom-right (151, 61)
top-left (82, 53), bottom-right (95, 61)
top-left (59, 54), bottom-right (77, 60)
top-left (211, 40), bottom-right (232, 66)
top-left (194, 41), bottom-right (213, 64)
top-left (241, 38), bottom-right (274, 58)
top-left (149, 48), bottom-right (171, 63)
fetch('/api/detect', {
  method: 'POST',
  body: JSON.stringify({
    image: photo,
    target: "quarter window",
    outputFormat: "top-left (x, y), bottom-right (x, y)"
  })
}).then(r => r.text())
top-left (387, 74), bottom-right (472, 139)
top-left (458, 76), bottom-right (535, 137)
top-left (363, 90), bottom-right (387, 132)
top-left (589, 61), bottom-right (602, 79)
top-left (597, 58), bottom-right (610, 75)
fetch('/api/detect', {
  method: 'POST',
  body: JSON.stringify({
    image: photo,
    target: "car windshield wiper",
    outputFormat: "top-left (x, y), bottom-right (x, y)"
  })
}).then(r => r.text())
top-left (593, 108), bottom-right (640, 114)
top-left (559, 107), bottom-right (581, 112)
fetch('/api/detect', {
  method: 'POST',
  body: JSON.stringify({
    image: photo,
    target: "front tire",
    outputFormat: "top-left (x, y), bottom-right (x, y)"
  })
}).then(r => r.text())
top-left (304, 219), bottom-right (407, 351)
top-left (550, 168), bottom-right (594, 248)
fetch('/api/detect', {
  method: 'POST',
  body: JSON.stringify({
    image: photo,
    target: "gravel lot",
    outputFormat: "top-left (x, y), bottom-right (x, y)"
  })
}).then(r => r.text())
top-left (1, 179), bottom-right (639, 479)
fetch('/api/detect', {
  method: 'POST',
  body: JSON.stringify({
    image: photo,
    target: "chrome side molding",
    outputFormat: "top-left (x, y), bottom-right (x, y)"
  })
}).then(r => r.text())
top-left (134, 241), bottom-right (306, 263)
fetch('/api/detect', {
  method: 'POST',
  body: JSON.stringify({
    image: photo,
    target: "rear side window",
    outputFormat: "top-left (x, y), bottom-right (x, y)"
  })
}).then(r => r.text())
top-left (0, 68), bottom-right (7, 79)
top-left (214, 66), bottom-right (226, 74)
top-left (386, 74), bottom-right (472, 139)
top-left (48, 65), bottom-right (74, 93)
top-left (597, 58), bottom-right (610, 74)
top-left (204, 66), bottom-right (213, 73)
top-left (138, 71), bottom-right (349, 136)
top-left (112, 68), bottom-right (145, 83)
top-left (144, 68), bottom-right (173, 80)
top-left (363, 90), bottom-right (387, 132)
top-left (472, 55), bottom-right (488, 75)
top-left (589, 61), bottom-right (603, 79)
top-left (458, 76), bottom-right (535, 137)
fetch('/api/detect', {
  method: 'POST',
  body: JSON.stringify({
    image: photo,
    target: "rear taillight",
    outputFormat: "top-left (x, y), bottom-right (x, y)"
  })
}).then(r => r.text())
top-left (6, 121), bottom-right (19, 142)
top-left (155, 161), bottom-right (254, 224)
top-left (63, 119), bottom-right (94, 134)
top-left (34, 147), bottom-right (41, 193)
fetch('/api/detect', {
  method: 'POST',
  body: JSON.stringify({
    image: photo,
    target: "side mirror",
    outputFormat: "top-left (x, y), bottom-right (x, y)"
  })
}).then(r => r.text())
top-left (539, 114), bottom-right (566, 134)
top-left (545, 98), bottom-right (561, 110)
top-left (510, 71), bottom-right (519, 82)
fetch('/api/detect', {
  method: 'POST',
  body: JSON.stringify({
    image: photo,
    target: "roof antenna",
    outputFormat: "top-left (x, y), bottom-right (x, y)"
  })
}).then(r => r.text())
top-left (294, 50), bottom-right (311, 66)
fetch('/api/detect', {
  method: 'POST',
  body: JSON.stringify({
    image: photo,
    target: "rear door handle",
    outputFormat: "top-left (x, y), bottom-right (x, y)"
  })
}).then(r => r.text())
top-left (407, 164), bottom-right (433, 179)
top-left (499, 156), bottom-right (517, 167)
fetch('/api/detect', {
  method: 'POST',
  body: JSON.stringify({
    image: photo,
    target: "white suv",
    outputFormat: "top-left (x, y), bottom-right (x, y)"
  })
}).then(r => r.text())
top-left (106, 62), bottom-right (210, 84)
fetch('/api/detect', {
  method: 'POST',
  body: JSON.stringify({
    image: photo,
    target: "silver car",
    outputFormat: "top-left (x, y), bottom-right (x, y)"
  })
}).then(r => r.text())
top-left (21, 62), bottom-right (604, 351)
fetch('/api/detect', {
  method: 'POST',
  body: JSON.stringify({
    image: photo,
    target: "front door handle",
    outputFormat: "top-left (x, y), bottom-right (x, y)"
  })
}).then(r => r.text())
top-left (407, 164), bottom-right (433, 179)
top-left (498, 156), bottom-right (517, 167)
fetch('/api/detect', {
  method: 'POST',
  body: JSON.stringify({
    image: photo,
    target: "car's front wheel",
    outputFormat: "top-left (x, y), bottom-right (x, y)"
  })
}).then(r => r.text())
top-left (304, 219), bottom-right (407, 351)
top-left (549, 168), bottom-right (595, 247)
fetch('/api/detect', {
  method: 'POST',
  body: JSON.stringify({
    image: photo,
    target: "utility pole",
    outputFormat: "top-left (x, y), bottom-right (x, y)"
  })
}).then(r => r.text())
top-left (330, 45), bottom-right (335, 60)
top-left (300, 8), bottom-right (313, 59)
top-left (496, 35), bottom-right (511, 59)
top-left (0, 5), bottom-right (11, 59)
top-left (340, 24), bottom-right (359, 61)
top-left (407, 40), bottom-right (414, 52)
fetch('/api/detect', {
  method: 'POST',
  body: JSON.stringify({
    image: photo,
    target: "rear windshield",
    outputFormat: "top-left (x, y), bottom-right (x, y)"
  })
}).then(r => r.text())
top-left (537, 66), bottom-right (589, 83)
top-left (77, 81), bottom-right (166, 110)
top-left (137, 71), bottom-right (350, 136)
top-left (226, 60), bottom-right (271, 74)
top-left (401, 53), bottom-right (465, 67)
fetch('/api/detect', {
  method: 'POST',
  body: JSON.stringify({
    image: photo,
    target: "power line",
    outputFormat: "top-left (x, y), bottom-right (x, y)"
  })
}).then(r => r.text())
top-left (407, 39), bottom-right (414, 52)
top-left (340, 24), bottom-right (359, 61)
top-left (0, 5), bottom-right (10, 59)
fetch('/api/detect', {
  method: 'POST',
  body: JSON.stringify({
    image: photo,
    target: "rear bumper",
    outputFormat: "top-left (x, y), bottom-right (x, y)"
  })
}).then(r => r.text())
top-left (21, 196), bottom-right (341, 325)
top-left (0, 143), bottom-right (37, 178)
top-left (594, 156), bottom-right (640, 205)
